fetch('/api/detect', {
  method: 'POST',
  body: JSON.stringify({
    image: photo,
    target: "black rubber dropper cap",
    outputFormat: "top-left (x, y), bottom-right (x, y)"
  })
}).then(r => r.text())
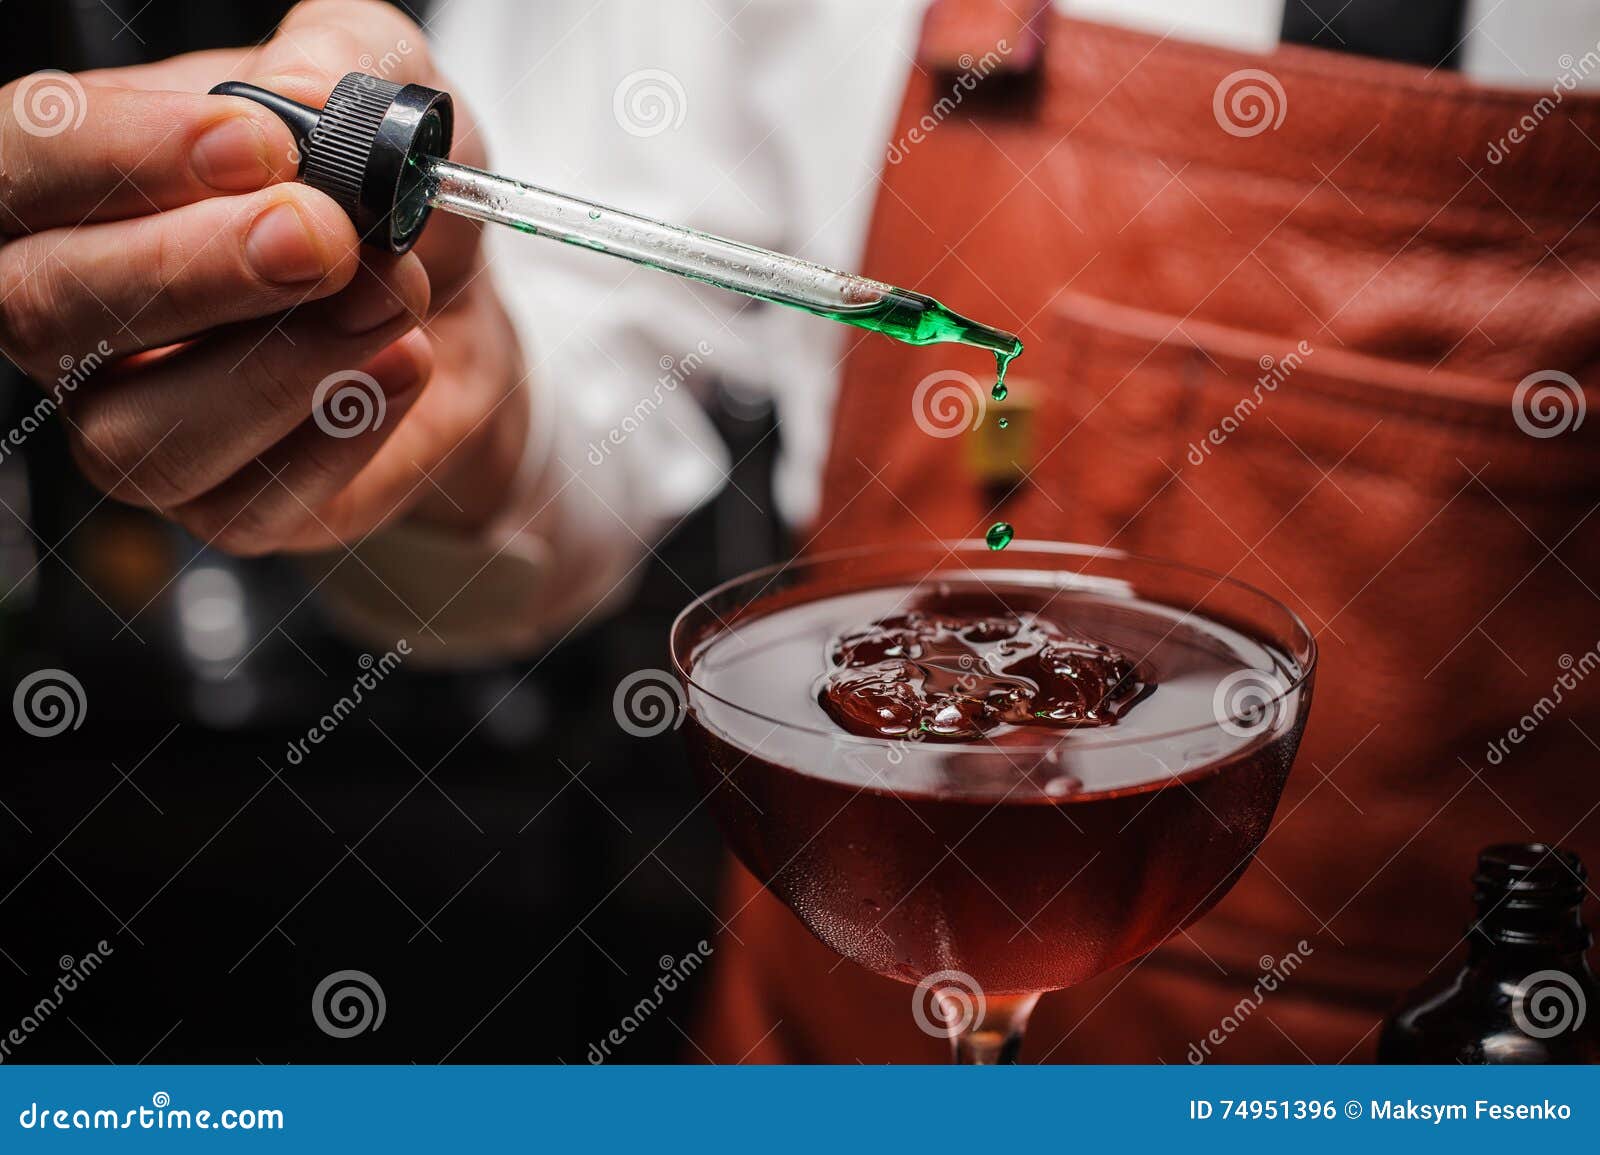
top-left (209, 72), bottom-right (453, 254)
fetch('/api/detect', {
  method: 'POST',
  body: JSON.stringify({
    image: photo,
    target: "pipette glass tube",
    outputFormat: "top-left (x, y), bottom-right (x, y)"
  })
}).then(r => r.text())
top-left (418, 156), bottom-right (1023, 382)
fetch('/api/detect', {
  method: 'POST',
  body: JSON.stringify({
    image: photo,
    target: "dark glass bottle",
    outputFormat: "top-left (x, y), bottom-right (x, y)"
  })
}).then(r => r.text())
top-left (1379, 843), bottom-right (1600, 1063)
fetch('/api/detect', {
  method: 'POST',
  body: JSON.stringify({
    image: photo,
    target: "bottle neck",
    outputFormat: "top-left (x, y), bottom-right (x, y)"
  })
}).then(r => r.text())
top-left (1468, 898), bottom-right (1593, 968)
top-left (1465, 844), bottom-right (1592, 969)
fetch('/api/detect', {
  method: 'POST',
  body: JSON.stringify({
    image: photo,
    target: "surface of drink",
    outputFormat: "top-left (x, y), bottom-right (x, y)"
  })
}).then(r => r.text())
top-left (681, 577), bottom-right (1309, 994)
top-left (1379, 843), bottom-right (1600, 1063)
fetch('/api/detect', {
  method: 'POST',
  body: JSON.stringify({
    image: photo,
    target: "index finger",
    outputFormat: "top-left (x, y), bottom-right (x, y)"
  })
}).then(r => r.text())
top-left (0, 78), bottom-right (299, 235)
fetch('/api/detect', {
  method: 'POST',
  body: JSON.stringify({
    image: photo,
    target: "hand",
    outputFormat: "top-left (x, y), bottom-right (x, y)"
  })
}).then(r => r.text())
top-left (0, 0), bottom-right (530, 554)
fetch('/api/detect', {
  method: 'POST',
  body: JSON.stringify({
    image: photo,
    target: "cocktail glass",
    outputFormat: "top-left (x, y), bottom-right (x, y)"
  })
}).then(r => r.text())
top-left (669, 541), bottom-right (1316, 1063)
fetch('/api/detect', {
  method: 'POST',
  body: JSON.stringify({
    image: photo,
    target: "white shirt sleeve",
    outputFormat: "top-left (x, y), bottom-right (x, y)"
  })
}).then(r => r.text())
top-left (312, 0), bottom-right (918, 662)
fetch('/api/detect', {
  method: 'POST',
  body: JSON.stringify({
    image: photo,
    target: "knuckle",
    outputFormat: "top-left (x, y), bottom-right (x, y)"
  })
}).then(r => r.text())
top-left (322, 26), bottom-right (369, 71)
top-left (136, 215), bottom-right (199, 324)
top-left (136, 446), bottom-right (207, 508)
top-left (277, 26), bottom-right (369, 86)
top-left (147, 215), bottom-right (190, 303)
top-left (140, 209), bottom-right (256, 329)
top-left (238, 341), bottom-right (311, 417)
top-left (68, 397), bottom-right (201, 508)
top-left (63, 421), bottom-right (123, 495)
top-left (283, 0), bottom-right (429, 76)
top-left (282, 433), bottom-right (346, 489)
top-left (0, 243), bottom-right (64, 366)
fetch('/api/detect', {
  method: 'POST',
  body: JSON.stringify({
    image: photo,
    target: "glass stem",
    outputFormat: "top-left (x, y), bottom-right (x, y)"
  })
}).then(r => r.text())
top-left (947, 992), bottom-right (1040, 1064)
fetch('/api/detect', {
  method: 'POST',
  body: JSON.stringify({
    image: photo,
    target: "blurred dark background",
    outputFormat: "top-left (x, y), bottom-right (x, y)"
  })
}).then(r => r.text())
top-left (0, 0), bottom-right (784, 1063)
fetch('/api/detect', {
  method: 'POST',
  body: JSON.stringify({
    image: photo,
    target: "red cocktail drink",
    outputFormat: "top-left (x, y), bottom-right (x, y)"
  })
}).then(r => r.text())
top-left (671, 543), bottom-right (1315, 1061)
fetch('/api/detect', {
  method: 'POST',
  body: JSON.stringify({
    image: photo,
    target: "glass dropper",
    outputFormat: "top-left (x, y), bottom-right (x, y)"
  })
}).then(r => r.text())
top-left (419, 156), bottom-right (1023, 384)
top-left (206, 74), bottom-right (1023, 386)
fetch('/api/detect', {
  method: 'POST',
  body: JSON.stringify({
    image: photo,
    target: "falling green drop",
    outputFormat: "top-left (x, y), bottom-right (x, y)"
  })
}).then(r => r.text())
top-left (986, 521), bottom-right (1014, 551)
top-left (588, 209), bottom-right (602, 220)
top-left (998, 416), bottom-right (1009, 429)
top-left (992, 347), bottom-right (1016, 400)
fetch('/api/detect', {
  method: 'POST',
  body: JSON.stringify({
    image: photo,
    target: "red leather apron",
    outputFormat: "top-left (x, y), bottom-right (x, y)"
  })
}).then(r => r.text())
top-left (696, 3), bottom-right (1600, 1062)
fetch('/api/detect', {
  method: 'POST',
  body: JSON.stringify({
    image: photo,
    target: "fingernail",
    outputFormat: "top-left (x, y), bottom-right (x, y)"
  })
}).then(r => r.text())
top-left (191, 117), bottom-right (273, 191)
top-left (245, 202), bottom-right (327, 285)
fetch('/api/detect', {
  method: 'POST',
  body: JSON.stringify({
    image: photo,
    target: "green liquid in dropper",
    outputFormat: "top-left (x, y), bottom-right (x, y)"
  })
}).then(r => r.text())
top-left (415, 157), bottom-right (1025, 390)
top-left (807, 287), bottom-right (1023, 396)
